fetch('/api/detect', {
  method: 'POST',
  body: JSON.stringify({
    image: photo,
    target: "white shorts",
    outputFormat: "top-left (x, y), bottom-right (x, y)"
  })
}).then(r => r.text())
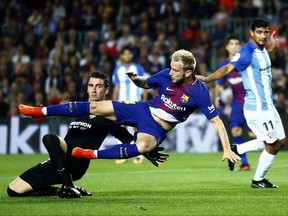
top-left (244, 106), bottom-right (285, 144)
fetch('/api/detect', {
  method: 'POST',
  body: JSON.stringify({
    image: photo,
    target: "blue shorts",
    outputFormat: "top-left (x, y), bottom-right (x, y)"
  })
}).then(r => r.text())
top-left (112, 101), bottom-right (168, 145)
top-left (229, 108), bottom-right (246, 128)
top-left (229, 105), bottom-right (252, 133)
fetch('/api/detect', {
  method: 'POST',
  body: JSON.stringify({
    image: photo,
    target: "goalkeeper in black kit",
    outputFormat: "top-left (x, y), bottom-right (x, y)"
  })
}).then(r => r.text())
top-left (7, 71), bottom-right (168, 198)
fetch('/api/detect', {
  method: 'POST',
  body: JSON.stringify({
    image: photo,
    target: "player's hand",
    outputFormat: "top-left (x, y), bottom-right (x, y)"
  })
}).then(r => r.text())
top-left (267, 30), bottom-right (277, 53)
top-left (126, 72), bottom-right (137, 80)
top-left (143, 146), bottom-right (169, 167)
top-left (221, 150), bottom-right (241, 163)
top-left (196, 75), bottom-right (209, 83)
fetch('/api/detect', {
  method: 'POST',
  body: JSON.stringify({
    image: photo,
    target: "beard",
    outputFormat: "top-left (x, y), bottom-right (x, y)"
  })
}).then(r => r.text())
top-left (173, 76), bottom-right (185, 85)
top-left (257, 38), bottom-right (267, 48)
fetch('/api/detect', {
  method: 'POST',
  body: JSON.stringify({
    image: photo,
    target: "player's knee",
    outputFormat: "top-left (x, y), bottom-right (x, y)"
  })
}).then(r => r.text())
top-left (7, 187), bottom-right (22, 197)
top-left (136, 142), bottom-right (156, 154)
top-left (90, 101), bottom-right (101, 114)
top-left (268, 138), bottom-right (286, 154)
top-left (135, 133), bottom-right (157, 153)
top-left (72, 173), bottom-right (84, 181)
top-left (231, 127), bottom-right (242, 136)
top-left (279, 138), bottom-right (286, 149)
top-left (42, 134), bottom-right (59, 147)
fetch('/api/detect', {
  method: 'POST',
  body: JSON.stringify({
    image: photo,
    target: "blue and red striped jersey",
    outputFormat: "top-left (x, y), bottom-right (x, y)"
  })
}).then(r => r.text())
top-left (146, 68), bottom-right (218, 122)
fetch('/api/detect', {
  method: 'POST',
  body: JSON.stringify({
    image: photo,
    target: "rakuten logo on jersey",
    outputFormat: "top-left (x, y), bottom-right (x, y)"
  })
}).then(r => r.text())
top-left (161, 94), bottom-right (186, 111)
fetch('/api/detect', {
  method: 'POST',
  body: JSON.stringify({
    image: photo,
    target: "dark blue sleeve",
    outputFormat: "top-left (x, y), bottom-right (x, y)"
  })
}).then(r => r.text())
top-left (197, 84), bottom-right (219, 120)
top-left (147, 68), bottom-right (170, 89)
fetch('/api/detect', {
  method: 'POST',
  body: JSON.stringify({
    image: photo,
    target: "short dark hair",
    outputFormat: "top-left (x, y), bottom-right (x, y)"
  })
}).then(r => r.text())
top-left (120, 45), bottom-right (133, 55)
top-left (251, 18), bottom-right (269, 31)
top-left (89, 71), bottom-right (110, 88)
top-left (226, 35), bottom-right (240, 44)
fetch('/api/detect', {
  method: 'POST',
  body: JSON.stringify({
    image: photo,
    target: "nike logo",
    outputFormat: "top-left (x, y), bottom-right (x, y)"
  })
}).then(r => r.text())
top-left (89, 115), bottom-right (96, 119)
top-left (166, 87), bottom-right (174, 91)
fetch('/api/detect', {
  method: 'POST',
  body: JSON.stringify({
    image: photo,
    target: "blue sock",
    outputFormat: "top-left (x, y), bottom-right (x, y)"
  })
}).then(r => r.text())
top-left (98, 144), bottom-right (140, 159)
top-left (233, 135), bottom-right (249, 165)
top-left (47, 102), bottom-right (90, 117)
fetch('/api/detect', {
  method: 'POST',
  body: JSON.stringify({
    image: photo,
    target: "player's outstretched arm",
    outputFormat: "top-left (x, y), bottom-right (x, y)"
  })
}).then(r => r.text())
top-left (143, 146), bottom-right (169, 167)
top-left (126, 72), bottom-right (150, 89)
top-left (197, 64), bottom-right (235, 83)
top-left (210, 116), bottom-right (241, 164)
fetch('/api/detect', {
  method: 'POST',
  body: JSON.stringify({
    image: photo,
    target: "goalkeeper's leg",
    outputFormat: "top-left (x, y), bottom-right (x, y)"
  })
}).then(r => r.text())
top-left (42, 134), bottom-right (74, 188)
top-left (7, 161), bottom-right (62, 197)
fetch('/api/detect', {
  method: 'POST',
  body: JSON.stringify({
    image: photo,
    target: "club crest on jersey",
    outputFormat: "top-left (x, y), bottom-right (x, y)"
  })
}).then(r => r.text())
top-left (181, 94), bottom-right (189, 103)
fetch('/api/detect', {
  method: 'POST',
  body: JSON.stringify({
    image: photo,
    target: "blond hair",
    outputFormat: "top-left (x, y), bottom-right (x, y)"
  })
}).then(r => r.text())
top-left (171, 49), bottom-right (196, 72)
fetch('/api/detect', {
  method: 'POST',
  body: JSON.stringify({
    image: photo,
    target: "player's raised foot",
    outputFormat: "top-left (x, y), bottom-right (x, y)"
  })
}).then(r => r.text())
top-left (115, 159), bottom-right (127, 164)
top-left (18, 104), bottom-right (46, 122)
top-left (251, 178), bottom-right (279, 188)
top-left (238, 164), bottom-right (251, 171)
top-left (58, 186), bottom-right (82, 198)
top-left (228, 144), bottom-right (240, 171)
top-left (71, 147), bottom-right (96, 159)
top-left (74, 185), bottom-right (92, 196)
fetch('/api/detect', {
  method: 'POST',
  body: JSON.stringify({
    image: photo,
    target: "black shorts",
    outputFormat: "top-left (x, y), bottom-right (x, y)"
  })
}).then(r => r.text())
top-left (20, 155), bottom-right (90, 190)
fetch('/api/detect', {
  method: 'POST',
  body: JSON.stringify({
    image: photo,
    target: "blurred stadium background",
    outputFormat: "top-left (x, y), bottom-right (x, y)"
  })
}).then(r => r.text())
top-left (0, 0), bottom-right (288, 154)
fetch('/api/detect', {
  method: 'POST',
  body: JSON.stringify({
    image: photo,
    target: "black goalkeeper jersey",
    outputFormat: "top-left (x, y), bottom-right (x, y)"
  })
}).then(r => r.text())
top-left (64, 115), bottom-right (133, 150)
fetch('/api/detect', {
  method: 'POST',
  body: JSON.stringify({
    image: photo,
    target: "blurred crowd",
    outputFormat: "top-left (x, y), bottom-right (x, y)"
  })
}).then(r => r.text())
top-left (0, 0), bottom-right (288, 117)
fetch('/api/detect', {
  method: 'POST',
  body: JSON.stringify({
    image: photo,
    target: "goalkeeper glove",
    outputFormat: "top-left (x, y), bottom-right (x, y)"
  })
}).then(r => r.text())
top-left (143, 146), bottom-right (169, 167)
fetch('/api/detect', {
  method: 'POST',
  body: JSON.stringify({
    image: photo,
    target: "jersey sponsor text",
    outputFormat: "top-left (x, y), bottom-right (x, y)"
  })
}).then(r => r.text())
top-left (161, 94), bottom-right (186, 111)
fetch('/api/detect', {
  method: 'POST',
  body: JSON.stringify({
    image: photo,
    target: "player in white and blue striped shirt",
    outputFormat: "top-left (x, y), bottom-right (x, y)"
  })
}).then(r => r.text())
top-left (199, 18), bottom-right (286, 188)
top-left (112, 45), bottom-right (147, 102)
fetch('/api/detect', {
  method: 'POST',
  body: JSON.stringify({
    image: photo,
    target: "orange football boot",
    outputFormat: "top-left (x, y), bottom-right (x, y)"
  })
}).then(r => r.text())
top-left (18, 104), bottom-right (46, 122)
top-left (238, 164), bottom-right (251, 171)
top-left (72, 147), bottom-right (96, 159)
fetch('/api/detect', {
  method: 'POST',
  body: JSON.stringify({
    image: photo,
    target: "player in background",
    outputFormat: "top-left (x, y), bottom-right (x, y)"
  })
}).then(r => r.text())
top-left (214, 36), bottom-right (255, 171)
top-left (112, 45), bottom-right (148, 164)
top-left (19, 49), bottom-right (240, 168)
top-left (9, 71), bottom-right (168, 198)
top-left (198, 18), bottom-right (286, 188)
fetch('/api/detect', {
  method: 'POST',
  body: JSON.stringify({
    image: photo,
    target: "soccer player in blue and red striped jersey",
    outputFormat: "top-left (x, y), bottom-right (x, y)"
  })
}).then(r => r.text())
top-left (19, 49), bottom-right (240, 166)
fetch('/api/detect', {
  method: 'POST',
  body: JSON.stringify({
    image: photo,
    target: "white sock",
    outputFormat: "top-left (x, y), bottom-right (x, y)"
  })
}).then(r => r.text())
top-left (42, 107), bottom-right (47, 115)
top-left (237, 139), bottom-right (265, 154)
top-left (253, 150), bottom-right (275, 181)
top-left (93, 150), bottom-right (98, 158)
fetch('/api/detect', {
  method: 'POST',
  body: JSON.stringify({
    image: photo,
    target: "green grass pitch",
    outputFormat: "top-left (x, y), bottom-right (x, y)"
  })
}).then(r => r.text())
top-left (1, 151), bottom-right (288, 216)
